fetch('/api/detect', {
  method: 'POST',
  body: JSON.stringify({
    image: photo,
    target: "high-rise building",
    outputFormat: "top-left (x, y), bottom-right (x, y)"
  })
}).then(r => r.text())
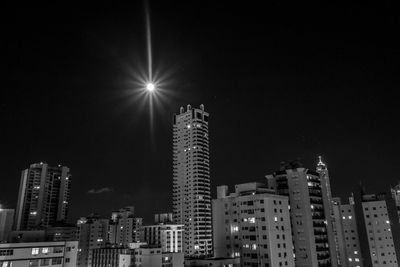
top-left (76, 215), bottom-right (109, 267)
top-left (316, 157), bottom-right (341, 267)
top-left (15, 163), bottom-right (71, 230)
top-left (332, 196), bottom-right (363, 267)
top-left (212, 183), bottom-right (295, 267)
top-left (266, 162), bottom-right (331, 267)
top-left (0, 207), bottom-right (14, 242)
top-left (172, 104), bottom-right (212, 256)
top-left (353, 190), bottom-right (400, 266)
top-left (140, 224), bottom-right (184, 253)
top-left (109, 207), bottom-right (142, 246)
top-left (390, 184), bottom-right (400, 222)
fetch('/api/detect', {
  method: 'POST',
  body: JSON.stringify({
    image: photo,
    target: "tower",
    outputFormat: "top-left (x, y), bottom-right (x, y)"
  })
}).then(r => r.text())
top-left (172, 104), bottom-right (212, 256)
top-left (266, 162), bottom-right (331, 267)
top-left (15, 162), bottom-right (71, 230)
top-left (316, 156), bottom-right (341, 267)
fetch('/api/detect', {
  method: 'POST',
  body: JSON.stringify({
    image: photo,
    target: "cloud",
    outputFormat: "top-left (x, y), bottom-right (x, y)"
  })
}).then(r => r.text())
top-left (87, 187), bottom-right (113, 194)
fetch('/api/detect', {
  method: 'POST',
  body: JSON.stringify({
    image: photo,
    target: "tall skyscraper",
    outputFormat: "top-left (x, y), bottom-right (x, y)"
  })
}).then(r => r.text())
top-left (213, 183), bottom-right (295, 267)
top-left (316, 157), bottom-right (340, 267)
top-left (172, 104), bottom-right (212, 256)
top-left (0, 207), bottom-right (14, 242)
top-left (15, 163), bottom-right (71, 230)
top-left (266, 162), bottom-right (331, 267)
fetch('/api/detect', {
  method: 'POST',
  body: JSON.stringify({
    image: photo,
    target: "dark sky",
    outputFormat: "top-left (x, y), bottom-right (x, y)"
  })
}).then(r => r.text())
top-left (2, 2), bottom-right (400, 223)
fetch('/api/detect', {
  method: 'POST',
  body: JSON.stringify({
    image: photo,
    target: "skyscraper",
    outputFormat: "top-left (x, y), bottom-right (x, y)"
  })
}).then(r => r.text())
top-left (316, 157), bottom-right (340, 267)
top-left (266, 162), bottom-right (331, 267)
top-left (15, 163), bottom-right (71, 230)
top-left (172, 104), bottom-right (212, 257)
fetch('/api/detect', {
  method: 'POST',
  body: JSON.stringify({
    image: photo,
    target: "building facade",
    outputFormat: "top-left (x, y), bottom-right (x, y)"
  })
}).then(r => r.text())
top-left (266, 164), bottom-right (331, 267)
top-left (76, 216), bottom-right (109, 267)
top-left (172, 104), bottom-right (212, 256)
top-left (15, 163), bottom-right (71, 230)
top-left (133, 246), bottom-right (184, 267)
top-left (390, 184), bottom-right (400, 222)
top-left (0, 241), bottom-right (78, 267)
top-left (332, 196), bottom-right (363, 267)
top-left (354, 191), bottom-right (400, 267)
top-left (140, 224), bottom-right (183, 253)
top-left (109, 207), bottom-right (142, 246)
top-left (316, 157), bottom-right (341, 267)
top-left (0, 208), bottom-right (14, 242)
top-left (213, 183), bottom-right (295, 267)
top-left (92, 246), bottom-right (133, 267)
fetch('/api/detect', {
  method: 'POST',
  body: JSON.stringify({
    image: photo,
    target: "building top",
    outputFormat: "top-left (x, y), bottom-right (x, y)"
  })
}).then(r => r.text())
top-left (217, 183), bottom-right (283, 199)
top-left (362, 193), bottom-right (387, 202)
top-left (316, 155), bottom-right (327, 171)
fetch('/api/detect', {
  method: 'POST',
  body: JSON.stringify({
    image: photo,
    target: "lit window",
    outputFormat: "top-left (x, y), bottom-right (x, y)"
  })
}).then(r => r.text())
top-left (251, 244), bottom-right (257, 250)
top-left (42, 248), bottom-right (49, 254)
top-left (349, 258), bottom-right (352, 262)
top-left (249, 217), bottom-right (255, 223)
top-left (348, 216), bottom-right (352, 219)
top-left (32, 248), bottom-right (40, 255)
top-left (274, 217), bottom-right (278, 222)
top-left (30, 211), bottom-right (37, 216)
top-left (355, 258), bottom-right (359, 262)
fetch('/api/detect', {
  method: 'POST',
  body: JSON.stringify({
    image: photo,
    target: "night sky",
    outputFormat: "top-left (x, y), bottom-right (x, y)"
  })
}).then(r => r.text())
top-left (2, 2), bottom-right (400, 223)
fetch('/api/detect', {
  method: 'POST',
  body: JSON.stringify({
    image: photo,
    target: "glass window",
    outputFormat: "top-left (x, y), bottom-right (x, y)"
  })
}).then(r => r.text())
top-left (51, 258), bottom-right (63, 265)
top-left (53, 247), bottom-right (63, 253)
top-left (32, 248), bottom-right (40, 255)
top-left (30, 259), bottom-right (39, 267)
top-left (41, 259), bottom-right (50, 266)
top-left (41, 248), bottom-right (49, 254)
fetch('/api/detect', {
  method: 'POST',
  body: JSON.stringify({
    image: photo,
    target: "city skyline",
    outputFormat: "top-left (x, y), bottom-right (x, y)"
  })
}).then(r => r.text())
top-left (2, 1), bottom-right (400, 224)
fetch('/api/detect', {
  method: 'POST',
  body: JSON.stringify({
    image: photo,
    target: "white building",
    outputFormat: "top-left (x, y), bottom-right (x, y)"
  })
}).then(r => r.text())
top-left (172, 104), bottom-right (212, 256)
top-left (0, 241), bottom-right (78, 267)
top-left (0, 208), bottom-right (14, 242)
top-left (266, 164), bottom-right (331, 267)
top-left (359, 193), bottom-right (399, 266)
top-left (140, 224), bottom-right (183, 253)
top-left (213, 182), bottom-right (295, 267)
